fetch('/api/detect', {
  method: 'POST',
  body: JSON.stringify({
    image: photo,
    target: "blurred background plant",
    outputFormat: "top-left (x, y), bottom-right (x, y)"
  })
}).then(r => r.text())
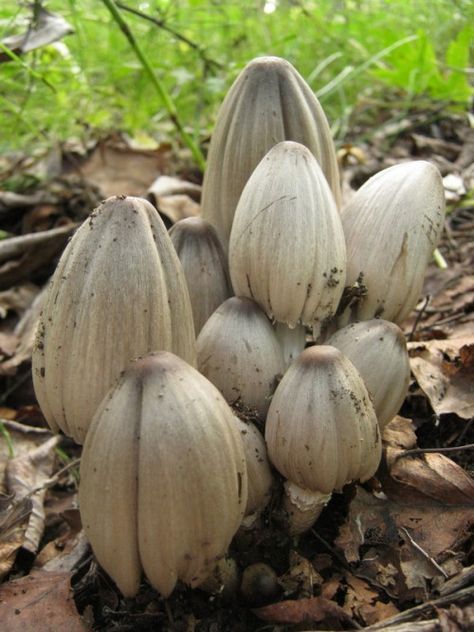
top-left (0, 0), bottom-right (472, 156)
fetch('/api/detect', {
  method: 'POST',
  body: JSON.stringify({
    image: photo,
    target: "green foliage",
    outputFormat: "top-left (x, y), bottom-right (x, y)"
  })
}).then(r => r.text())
top-left (0, 0), bottom-right (472, 154)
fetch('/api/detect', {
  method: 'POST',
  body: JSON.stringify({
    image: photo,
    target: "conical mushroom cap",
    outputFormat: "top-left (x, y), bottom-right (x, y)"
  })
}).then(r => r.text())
top-left (32, 196), bottom-right (196, 443)
top-left (169, 217), bottom-right (232, 334)
top-left (338, 161), bottom-right (445, 325)
top-left (265, 345), bottom-right (381, 495)
top-left (201, 56), bottom-right (341, 247)
top-left (79, 352), bottom-right (248, 598)
top-left (197, 297), bottom-right (285, 418)
top-left (229, 141), bottom-right (346, 330)
top-left (328, 319), bottom-right (410, 429)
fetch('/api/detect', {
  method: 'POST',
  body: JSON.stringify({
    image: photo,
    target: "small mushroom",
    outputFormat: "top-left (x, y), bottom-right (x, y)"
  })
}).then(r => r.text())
top-left (328, 319), bottom-right (410, 429)
top-left (79, 351), bottom-right (248, 598)
top-left (197, 297), bottom-right (285, 418)
top-left (265, 345), bottom-right (381, 534)
top-left (169, 217), bottom-right (232, 334)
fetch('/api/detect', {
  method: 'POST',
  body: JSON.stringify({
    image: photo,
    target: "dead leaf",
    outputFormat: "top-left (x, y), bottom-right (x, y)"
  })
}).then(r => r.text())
top-left (156, 194), bottom-right (200, 225)
top-left (36, 530), bottom-right (89, 574)
top-left (408, 338), bottom-right (474, 419)
top-left (0, 495), bottom-right (32, 580)
top-left (0, 570), bottom-right (86, 632)
top-left (278, 551), bottom-right (323, 598)
top-left (384, 417), bottom-right (474, 506)
top-left (253, 596), bottom-right (355, 626)
top-left (77, 140), bottom-right (170, 197)
top-left (0, 224), bottom-right (76, 290)
top-left (343, 572), bottom-right (399, 626)
top-left (0, 332), bottom-right (18, 359)
top-left (5, 434), bottom-right (59, 554)
top-left (0, 7), bottom-right (73, 59)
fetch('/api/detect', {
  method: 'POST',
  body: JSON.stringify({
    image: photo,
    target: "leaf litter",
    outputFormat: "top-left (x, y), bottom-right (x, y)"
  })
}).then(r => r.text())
top-left (0, 113), bottom-right (473, 630)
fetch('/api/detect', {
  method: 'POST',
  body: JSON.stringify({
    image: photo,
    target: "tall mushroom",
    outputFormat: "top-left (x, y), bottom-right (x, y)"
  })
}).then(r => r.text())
top-left (229, 141), bottom-right (346, 336)
top-left (79, 351), bottom-right (248, 598)
top-left (201, 56), bottom-right (341, 247)
top-left (32, 196), bottom-right (196, 444)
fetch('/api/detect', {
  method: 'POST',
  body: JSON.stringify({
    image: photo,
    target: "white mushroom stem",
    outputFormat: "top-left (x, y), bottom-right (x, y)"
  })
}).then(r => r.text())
top-left (282, 481), bottom-right (332, 535)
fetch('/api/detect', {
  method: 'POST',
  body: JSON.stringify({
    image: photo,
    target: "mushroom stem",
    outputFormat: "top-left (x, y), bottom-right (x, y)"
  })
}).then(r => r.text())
top-left (282, 481), bottom-right (331, 535)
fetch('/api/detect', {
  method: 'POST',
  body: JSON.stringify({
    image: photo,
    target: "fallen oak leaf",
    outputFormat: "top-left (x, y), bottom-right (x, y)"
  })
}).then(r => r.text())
top-left (252, 596), bottom-right (357, 626)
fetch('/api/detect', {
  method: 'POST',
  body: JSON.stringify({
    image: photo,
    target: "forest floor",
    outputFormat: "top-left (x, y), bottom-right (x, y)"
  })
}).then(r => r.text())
top-left (0, 106), bottom-right (473, 631)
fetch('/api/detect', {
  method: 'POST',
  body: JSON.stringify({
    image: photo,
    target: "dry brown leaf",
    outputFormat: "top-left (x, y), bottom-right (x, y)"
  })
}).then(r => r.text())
top-left (0, 570), bottom-right (86, 632)
top-left (336, 485), bottom-right (473, 603)
top-left (253, 595), bottom-right (355, 626)
top-left (5, 435), bottom-right (59, 554)
top-left (78, 140), bottom-right (170, 197)
top-left (384, 416), bottom-right (474, 506)
top-left (154, 194), bottom-right (200, 225)
top-left (343, 572), bottom-right (399, 626)
top-left (36, 530), bottom-right (89, 574)
top-left (0, 495), bottom-right (32, 580)
top-left (278, 551), bottom-right (323, 598)
top-left (408, 338), bottom-right (474, 419)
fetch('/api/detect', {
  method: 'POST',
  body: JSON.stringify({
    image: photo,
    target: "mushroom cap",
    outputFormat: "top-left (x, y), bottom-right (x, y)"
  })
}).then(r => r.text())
top-left (229, 141), bottom-right (346, 329)
top-left (79, 351), bottom-right (248, 598)
top-left (328, 319), bottom-right (410, 428)
top-left (197, 296), bottom-right (285, 418)
top-left (201, 55), bottom-right (341, 247)
top-left (265, 345), bottom-right (381, 494)
top-left (169, 217), bottom-right (232, 334)
top-left (32, 196), bottom-right (196, 443)
top-left (338, 161), bottom-right (445, 325)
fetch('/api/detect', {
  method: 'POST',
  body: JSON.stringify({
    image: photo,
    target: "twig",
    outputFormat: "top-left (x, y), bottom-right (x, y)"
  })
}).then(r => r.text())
top-left (408, 294), bottom-right (430, 341)
top-left (398, 527), bottom-right (448, 579)
top-left (394, 443), bottom-right (474, 460)
top-left (100, 0), bottom-right (206, 172)
top-left (115, 1), bottom-right (221, 69)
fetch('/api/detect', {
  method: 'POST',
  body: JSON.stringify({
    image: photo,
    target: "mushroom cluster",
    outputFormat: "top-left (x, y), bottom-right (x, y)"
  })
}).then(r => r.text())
top-left (32, 55), bottom-right (446, 598)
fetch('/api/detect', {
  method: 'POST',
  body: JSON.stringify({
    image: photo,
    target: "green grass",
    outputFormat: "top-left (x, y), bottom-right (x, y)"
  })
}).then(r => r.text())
top-left (0, 0), bottom-right (472, 159)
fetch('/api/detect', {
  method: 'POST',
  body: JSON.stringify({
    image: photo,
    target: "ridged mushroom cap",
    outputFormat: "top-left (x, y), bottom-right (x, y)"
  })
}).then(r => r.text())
top-left (229, 141), bottom-right (346, 331)
top-left (32, 196), bottom-right (196, 443)
top-left (201, 56), bottom-right (341, 247)
top-left (265, 345), bottom-right (382, 494)
top-left (79, 351), bottom-right (248, 598)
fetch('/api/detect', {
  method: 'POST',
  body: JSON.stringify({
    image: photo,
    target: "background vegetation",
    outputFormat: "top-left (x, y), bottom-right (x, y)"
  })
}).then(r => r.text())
top-left (0, 0), bottom-right (472, 156)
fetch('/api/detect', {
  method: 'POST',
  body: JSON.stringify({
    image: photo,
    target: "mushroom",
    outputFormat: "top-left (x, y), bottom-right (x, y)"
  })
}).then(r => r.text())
top-left (229, 141), bottom-right (346, 336)
top-left (169, 217), bottom-right (232, 334)
top-left (197, 297), bottom-right (285, 418)
top-left (265, 345), bottom-right (381, 534)
top-left (79, 351), bottom-right (248, 598)
top-left (328, 319), bottom-right (410, 429)
top-left (32, 196), bottom-right (196, 444)
top-left (234, 416), bottom-right (274, 524)
top-left (338, 161), bottom-right (445, 326)
top-left (201, 56), bottom-right (341, 248)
